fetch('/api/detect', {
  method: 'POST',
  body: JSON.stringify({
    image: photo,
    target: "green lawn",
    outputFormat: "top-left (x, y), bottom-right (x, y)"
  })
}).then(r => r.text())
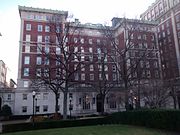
top-left (3, 125), bottom-right (174, 135)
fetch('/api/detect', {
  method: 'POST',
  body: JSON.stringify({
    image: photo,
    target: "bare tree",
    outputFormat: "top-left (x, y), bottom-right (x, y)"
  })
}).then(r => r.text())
top-left (30, 15), bottom-right (86, 119)
top-left (102, 18), bottom-right (158, 110)
top-left (92, 40), bottom-right (117, 114)
top-left (142, 80), bottom-right (171, 109)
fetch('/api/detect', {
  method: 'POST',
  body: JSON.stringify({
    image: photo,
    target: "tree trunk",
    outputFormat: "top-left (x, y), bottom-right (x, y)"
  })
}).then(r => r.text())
top-left (55, 92), bottom-right (59, 114)
top-left (63, 90), bottom-right (68, 119)
top-left (136, 79), bottom-right (141, 109)
top-left (100, 95), bottom-right (105, 115)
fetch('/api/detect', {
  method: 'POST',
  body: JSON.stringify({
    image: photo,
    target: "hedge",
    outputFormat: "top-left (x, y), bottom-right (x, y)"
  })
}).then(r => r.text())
top-left (106, 109), bottom-right (180, 132)
top-left (2, 117), bottom-right (107, 133)
top-left (2, 109), bottom-right (180, 133)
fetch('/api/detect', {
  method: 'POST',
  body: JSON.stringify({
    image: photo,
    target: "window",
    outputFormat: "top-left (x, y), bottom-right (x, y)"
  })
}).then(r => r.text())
top-left (138, 35), bottom-right (141, 39)
top-left (104, 65), bottom-right (108, 71)
top-left (90, 74), bottom-right (94, 80)
top-left (43, 105), bottom-right (48, 112)
top-left (24, 68), bottom-right (29, 76)
top-left (36, 106), bottom-right (40, 112)
top-left (143, 34), bottom-right (147, 40)
top-left (36, 68), bottom-right (41, 77)
top-left (105, 74), bottom-right (109, 80)
top-left (23, 94), bottom-right (27, 100)
top-left (80, 38), bottom-right (84, 44)
top-left (98, 65), bottom-right (102, 71)
top-left (113, 74), bottom-right (117, 81)
top-left (81, 47), bottom-right (84, 53)
top-left (36, 57), bottom-right (42, 65)
top-left (36, 44), bottom-right (42, 54)
top-left (177, 23), bottom-right (180, 30)
top-left (45, 26), bottom-right (50, 32)
top-left (89, 39), bottom-right (92, 44)
top-left (56, 26), bottom-right (61, 33)
top-left (151, 35), bottom-right (155, 41)
top-left (44, 68), bottom-right (49, 77)
top-left (161, 24), bottom-right (164, 30)
top-left (74, 73), bottom-right (79, 80)
top-left (89, 65), bottom-right (94, 71)
top-left (45, 36), bottom-right (50, 43)
top-left (26, 35), bottom-right (31, 42)
top-left (154, 61), bottom-right (158, 68)
top-left (97, 39), bottom-right (100, 44)
top-left (146, 61), bottom-right (150, 68)
top-left (81, 55), bottom-right (85, 61)
top-left (24, 81), bottom-right (29, 87)
top-left (147, 70), bottom-right (151, 78)
top-left (37, 35), bottom-right (42, 42)
top-left (74, 47), bottom-right (78, 53)
top-left (74, 38), bottom-right (78, 43)
top-left (7, 94), bottom-right (11, 100)
top-left (56, 47), bottom-right (61, 55)
top-left (45, 45), bottom-right (49, 54)
top-left (22, 106), bottom-right (27, 113)
top-left (89, 55), bottom-right (93, 62)
top-left (81, 74), bottom-right (85, 80)
top-left (43, 93), bottom-right (48, 100)
top-left (97, 48), bottom-right (101, 54)
top-left (99, 74), bottom-right (102, 80)
top-left (25, 46), bottom-right (30, 53)
top-left (176, 15), bottom-right (180, 22)
top-left (24, 56), bottom-right (30, 64)
top-left (38, 25), bottom-right (43, 32)
top-left (26, 24), bottom-right (31, 31)
top-left (112, 65), bottom-right (116, 72)
top-left (81, 64), bottom-right (85, 71)
top-left (89, 47), bottom-right (93, 53)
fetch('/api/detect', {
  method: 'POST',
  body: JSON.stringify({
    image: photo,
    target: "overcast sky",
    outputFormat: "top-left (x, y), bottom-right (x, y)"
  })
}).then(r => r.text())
top-left (0, 0), bottom-right (155, 82)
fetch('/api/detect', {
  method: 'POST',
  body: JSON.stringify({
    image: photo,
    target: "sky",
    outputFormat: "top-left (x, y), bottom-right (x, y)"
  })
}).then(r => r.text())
top-left (0, 0), bottom-right (155, 82)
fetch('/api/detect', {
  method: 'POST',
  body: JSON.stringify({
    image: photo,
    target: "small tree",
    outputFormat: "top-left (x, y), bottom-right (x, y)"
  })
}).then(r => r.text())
top-left (0, 105), bottom-right (12, 117)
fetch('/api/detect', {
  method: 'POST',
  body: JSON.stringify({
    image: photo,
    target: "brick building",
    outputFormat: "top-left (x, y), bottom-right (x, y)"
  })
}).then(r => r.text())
top-left (14, 5), bottom-right (165, 116)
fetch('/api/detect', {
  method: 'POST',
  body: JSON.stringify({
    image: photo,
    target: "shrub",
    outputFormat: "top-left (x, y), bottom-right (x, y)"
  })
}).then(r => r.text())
top-left (106, 109), bottom-right (180, 132)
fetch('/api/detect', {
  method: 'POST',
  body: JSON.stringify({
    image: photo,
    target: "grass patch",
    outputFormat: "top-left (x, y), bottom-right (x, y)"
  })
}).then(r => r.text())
top-left (2, 125), bottom-right (173, 135)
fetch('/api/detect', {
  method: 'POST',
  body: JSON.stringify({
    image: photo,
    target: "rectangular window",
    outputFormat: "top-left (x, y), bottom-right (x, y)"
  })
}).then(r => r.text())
top-left (81, 73), bottom-right (85, 80)
top-left (38, 25), bottom-right (43, 32)
top-left (97, 39), bottom-right (100, 44)
top-left (81, 64), bottom-right (85, 71)
top-left (24, 68), bottom-right (29, 76)
top-left (89, 47), bottom-right (93, 53)
top-left (80, 38), bottom-right (84, 44)
top-left (25, 46), bottom-right (30, 53)
top-left (24, 56), bottom-right (30, 64)
top-left (26, 35), bottom-right (31, 42)
top-left (74, 38), bottom-right (78, 43)
top-left (74, 73), bottom-right (79, 80)
top-left (56, 47), bottom-right (61, 55)
top-left (90, 65), bottom-right (94, 71)
top-left (44, 57), bottom-right (49, 65)
top-left (43, 105), bottom-right (48, 112)
top-left (36, 68), bottom-right (41, 77)
top-left (37, 35), bottom-right (42, 42)
top-left (43, 93), bottom-right (48, 100)
top-left (37, 44), bottom-right (42, 53)
top-left (22, 94), bottom-right (27, 100)
top-left (36, 106), bottom-right (40, 112)
top-left (113, 74), bottom-right (117, 81)
top-left (112, 65), bottom-right (116, 72)
top-left (36, 57), bottom-right (42, 65)
top-left (90, 74), bottom-right (94, 80)
top-left (45, 36), bottom-right (50, 43)
top-left (74, 47), bottom-right (78, 53)
top-left (23, 81), bottom-right (29, 87)
top-left (45, 45), bottom-right (49, 54)
top-left (22, 106), bottom-right (27, 113)
top-left (7, 94), bottom-right (11, 100)
top-left (44, 68), bottom-right (49, 77)
top-left (26, 24), bottom-right (31, 31)
top-left (45, 26), bottom-right (50, 32)
top-left (89, 39), bottom-right (93, 44)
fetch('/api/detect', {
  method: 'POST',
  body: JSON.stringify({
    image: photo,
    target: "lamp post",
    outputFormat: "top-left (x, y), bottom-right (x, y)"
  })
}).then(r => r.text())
top-left (32, 91), bottom-right (36, 126)
top-left (69, 97), bottom-right (72, 119)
